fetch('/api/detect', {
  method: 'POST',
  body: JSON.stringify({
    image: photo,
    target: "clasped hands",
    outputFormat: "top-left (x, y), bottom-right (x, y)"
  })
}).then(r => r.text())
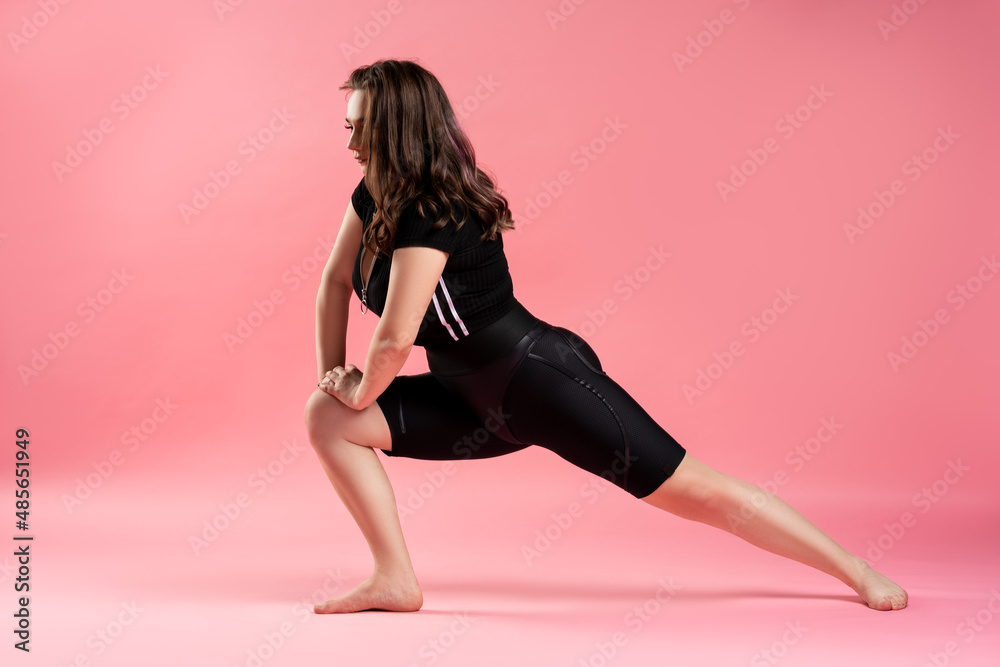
top-left (318, 364), bottom-right (364, 409)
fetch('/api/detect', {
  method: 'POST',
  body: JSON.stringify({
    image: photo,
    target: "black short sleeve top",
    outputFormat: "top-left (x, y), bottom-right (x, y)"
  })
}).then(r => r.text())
top-left (349, 177), bottom-right (516, 349)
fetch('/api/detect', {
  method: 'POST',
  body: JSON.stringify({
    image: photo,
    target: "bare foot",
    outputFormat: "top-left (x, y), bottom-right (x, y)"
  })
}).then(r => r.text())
top-left (850, 558), bottom-right (908, 610)
top-left (314, 572), bottom-right (423, 613)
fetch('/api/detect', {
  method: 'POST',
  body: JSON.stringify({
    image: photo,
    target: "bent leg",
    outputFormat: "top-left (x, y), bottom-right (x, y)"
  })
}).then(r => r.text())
top-left (643, 453), bottom-right (908, 611)
top-left (304, 371), bottom-right (531, 614)
top-left (377, 373), bottom-right (533, 461)
top-left (304, 387), bottom-right (422, 613)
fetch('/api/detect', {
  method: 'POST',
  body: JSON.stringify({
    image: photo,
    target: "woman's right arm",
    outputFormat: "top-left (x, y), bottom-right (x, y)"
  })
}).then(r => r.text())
top-left (316, 199), bottom-right (364, 382)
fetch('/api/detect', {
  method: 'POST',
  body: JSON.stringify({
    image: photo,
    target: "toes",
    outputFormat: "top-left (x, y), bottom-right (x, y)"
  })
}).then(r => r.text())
top-left (866, 592), bottom-right (908, 611)
top-left (314, 598), bottom-right (345, 614)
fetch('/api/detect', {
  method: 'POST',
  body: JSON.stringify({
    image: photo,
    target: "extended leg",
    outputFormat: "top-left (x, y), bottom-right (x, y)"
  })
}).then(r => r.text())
top-left (643, 453), bottom-right (908, 610)
top-left (304, 388), bottom-right (422, 613)
top-left (497, 325), bottom-right (906, 609)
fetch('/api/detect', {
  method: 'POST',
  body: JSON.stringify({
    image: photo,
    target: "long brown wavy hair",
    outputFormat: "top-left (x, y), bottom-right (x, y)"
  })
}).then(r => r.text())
top-left (339, 59), bottom-right (515, 257)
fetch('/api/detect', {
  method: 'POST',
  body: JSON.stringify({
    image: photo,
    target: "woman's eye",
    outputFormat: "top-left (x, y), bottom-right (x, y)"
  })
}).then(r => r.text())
top-left (344, 125), bottom-right (352, 131)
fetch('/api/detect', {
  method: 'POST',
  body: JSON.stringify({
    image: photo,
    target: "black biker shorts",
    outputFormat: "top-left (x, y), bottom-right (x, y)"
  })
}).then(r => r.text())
top-left (374, 300), bottom-right (687, 499)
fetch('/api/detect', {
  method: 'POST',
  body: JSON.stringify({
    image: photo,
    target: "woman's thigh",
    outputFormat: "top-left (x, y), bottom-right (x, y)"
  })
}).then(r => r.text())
top-left (375, 372), bottom-right (531, 461)
top-left (501, 325), bottom-right (687, 499)
top-left (305, 387), bottom-right (393, 451)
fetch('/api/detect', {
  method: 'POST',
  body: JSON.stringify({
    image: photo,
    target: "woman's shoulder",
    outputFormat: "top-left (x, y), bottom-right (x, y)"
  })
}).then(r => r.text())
top-left (395, 193), bottom-right (497, 256)
top-left (351, 177), bottom-right (374, 222)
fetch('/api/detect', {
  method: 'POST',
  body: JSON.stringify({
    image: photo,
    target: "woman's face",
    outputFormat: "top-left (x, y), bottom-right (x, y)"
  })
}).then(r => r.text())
top-left (345, 89), bottom-right (368, 173)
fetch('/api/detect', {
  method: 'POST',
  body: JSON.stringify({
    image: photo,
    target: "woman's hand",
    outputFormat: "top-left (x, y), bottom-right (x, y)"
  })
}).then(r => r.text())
top-left (318, 364), bottom-right (364, 409)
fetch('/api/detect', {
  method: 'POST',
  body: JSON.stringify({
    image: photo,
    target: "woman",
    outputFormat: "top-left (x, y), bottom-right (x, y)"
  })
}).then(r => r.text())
top-left (304, 59), bottom-right (907, 613)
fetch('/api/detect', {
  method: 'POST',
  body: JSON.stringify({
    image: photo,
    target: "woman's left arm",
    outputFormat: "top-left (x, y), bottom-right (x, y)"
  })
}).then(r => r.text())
top-left (347, 246), bottom-right (449, 410)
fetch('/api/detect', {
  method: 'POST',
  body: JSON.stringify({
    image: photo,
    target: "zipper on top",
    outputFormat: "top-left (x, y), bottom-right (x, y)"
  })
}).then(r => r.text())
top-left (360, 242), bottom-right (380, 314)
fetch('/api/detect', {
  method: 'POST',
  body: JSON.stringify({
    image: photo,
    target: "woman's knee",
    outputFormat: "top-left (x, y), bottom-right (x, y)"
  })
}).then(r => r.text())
top-left (305, 389), bottom-right (393, 453)
top-left (644, 454), bottom-right (728, 518)
top-left (304, 388), bottom-right (348, 444)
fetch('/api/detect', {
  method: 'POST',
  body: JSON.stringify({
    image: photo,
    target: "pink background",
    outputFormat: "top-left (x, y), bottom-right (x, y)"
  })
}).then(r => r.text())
top-left (2, 0), bottom-right (998, 665)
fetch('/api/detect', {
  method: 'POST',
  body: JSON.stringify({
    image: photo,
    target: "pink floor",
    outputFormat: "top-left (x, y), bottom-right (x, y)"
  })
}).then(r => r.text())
top-left (25, 444), bottom-right (1000, 667)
